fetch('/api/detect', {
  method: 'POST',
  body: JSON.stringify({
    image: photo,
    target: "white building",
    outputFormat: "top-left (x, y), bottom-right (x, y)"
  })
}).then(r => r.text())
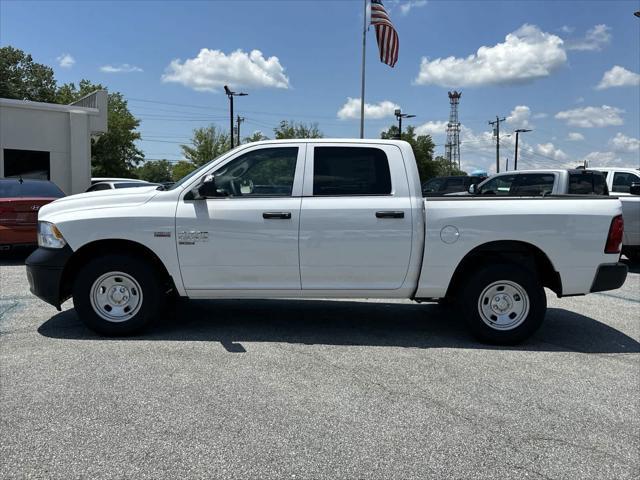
top-left (0, 90), bottom-right (108, 194)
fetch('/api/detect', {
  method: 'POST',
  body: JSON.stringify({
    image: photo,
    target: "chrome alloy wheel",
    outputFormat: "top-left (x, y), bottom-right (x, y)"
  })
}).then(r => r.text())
top-left (477, 280), bottom-right (530, 331)
top-left (89, 271), bottom-right (143, 322)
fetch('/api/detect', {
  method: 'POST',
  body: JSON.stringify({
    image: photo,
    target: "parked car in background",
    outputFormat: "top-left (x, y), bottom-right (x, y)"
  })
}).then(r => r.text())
top-left (587, 168), bottom-right (640, 262)
top-left (465, 169), bottom-right (609, 196)
top-left (86, 180), bottom-right (159, 192)
top-left (422, 175), bottom-right (486, 196)
top-left (90, 177), bottom-right (149, 186)
top-left (0, 179), bottom-right (65, 250)
top-left (587, 167), bottom-right (640, 196)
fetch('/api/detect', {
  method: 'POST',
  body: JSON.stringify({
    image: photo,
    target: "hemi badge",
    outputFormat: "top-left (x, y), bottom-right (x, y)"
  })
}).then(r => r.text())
top-left (154, 231), bottom-right (171, 238)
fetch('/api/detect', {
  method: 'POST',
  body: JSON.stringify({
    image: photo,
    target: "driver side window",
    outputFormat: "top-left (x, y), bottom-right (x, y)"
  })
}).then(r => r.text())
top-left (213, 147), bottom-right (298, 197)
top-left (478, 175), bottom-right (517, 195)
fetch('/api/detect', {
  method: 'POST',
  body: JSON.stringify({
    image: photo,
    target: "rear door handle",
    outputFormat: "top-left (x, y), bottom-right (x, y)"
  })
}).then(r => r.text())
top-left (263, 212), bottom-right (292, 219)
top-left (376, 211), bottom-right (405, 219)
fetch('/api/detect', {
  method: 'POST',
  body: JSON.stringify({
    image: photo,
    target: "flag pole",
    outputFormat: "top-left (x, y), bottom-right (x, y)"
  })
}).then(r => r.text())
top-left (359, 0), bottom-right (367, 139)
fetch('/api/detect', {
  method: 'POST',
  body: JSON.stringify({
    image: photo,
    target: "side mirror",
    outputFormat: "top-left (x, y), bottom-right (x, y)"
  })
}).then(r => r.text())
top-left (630, 182), bottom-right (640, 196)
top-left (468, 184), bottom-right (477, 194)
top-left (195, 175), bottom-right (224, 198)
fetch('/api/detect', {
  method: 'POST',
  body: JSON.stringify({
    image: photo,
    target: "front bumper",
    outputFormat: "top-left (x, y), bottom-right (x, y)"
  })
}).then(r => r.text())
top-left (25, 246), bottom-right (73, 310)
top-left (590, 262), bottom-right (628, 293)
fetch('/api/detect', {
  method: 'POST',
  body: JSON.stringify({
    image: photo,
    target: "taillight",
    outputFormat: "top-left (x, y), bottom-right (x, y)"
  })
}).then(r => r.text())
top-left (605, 215), bottom-right (624, 254)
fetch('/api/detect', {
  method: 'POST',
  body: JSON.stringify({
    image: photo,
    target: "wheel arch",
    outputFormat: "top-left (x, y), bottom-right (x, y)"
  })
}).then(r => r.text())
top-left (445, 240), bottom-right (562, 299)
top-left (59, 239), bottom-right (177, 305)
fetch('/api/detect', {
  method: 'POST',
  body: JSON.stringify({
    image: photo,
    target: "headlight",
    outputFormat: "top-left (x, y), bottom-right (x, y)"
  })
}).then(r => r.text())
top-left (38, 221), bottom-right (67, 249)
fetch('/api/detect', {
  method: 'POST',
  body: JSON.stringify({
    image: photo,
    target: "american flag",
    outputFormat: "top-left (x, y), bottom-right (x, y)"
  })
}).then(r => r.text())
top-left (370, 0), bottom-right (399, 67)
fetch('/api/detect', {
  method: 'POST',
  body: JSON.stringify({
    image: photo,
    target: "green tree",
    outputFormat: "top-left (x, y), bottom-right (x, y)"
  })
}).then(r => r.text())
top-left (244, 130), bottom-right (269, 143)
top-left (57, 80), bottom-right (144, 176)
top-left (381, 125), bottom-right (441, 182)
top-left (172, 161), bottom-right (197, 182)
top-left (0, 46), bottom-right (58, 102)
top-left (274, 120), bottom-right (323, 139)
top-left (181, 126), bottom-right (231, 167)
top-left (432, 156), bottom-right (467, 177)
top-left (136, 160), bottom-right (173, 183)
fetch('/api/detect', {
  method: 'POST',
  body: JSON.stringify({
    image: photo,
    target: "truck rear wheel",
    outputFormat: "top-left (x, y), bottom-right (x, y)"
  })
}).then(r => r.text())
top-left (459, 264), bottom-right (546, 344)
top-left (72, 254), bottom-right (162, 336)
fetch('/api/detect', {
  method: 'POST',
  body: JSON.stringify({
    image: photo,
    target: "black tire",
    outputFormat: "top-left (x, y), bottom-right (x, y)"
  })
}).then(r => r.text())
top-left (72, 254), bottom-right (163, 336)
top-left (459, 264), bottom-right (546, 345)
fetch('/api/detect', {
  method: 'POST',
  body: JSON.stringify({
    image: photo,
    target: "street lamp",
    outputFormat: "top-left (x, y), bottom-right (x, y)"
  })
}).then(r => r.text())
top-left (224, 85), bottom-right (248, 149)
top-left (394, 109), bottom-right (416, 139)
top-left (514, 128), bottom-right (532, 171)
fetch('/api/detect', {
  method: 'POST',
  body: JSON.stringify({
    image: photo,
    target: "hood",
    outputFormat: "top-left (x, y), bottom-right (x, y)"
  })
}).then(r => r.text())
top-left (38, 186), bottom-right (160, 220)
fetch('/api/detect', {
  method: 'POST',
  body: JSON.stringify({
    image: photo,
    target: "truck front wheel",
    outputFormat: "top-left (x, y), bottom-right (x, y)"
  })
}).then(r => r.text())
top-left (459, 264), bottom-right (546, 344)
top-left (72, 254), bottom-right (163, 336)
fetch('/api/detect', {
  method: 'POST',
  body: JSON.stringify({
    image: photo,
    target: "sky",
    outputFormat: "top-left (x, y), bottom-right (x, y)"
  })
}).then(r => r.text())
top-left (1, 0), bottom-right (639, 174)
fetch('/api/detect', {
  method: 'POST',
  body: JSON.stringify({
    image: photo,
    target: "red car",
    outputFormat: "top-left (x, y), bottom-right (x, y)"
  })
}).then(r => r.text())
top-left (0, 179), bottom-right (65, 250)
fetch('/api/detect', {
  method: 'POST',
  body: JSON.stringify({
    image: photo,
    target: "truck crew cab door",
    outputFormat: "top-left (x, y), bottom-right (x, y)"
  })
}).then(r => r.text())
top-left (175, 144), bottom-right (305, 293)
top-left (299, 143), bottom-right (413, 291)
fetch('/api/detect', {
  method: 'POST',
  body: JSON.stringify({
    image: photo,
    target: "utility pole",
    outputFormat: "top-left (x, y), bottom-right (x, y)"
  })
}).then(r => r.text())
top-left (488, 116), bottom-right (506, 173)
top-left (514, 128), bottom-right (532, 171)
top-left (224, 85), bottom-right (248, 149)
top-left (236, 116), bottom-right (245, 146)
top-left (394, 109), bottom-right (416, 139)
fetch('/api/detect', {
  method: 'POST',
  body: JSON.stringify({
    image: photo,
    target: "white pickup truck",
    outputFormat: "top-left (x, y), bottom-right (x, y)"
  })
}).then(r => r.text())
top-left (26, 140), bottom-right (628, 344)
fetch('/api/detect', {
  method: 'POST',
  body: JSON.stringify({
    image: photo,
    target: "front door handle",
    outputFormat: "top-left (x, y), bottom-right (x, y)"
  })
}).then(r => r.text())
top-left (263, 212), bottom-right (292, 219)
top-left (376, 211), bottom-right (405, 219)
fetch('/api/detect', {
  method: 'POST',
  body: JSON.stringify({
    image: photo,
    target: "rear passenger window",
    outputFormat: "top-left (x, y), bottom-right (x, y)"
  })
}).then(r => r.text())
top-left (569, 172), bottom-right (609, 195)
top-left (511, 174), bottom-right (555, 196)
top-left (313, 147), bottom-right (392, 196)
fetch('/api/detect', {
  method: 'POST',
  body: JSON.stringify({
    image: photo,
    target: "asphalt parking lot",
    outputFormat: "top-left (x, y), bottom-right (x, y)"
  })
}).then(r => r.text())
top-left (1, 252), bottom-right (639, 480)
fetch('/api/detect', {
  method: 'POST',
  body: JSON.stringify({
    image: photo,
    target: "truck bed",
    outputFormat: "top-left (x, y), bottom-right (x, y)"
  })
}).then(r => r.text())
top-left (416, 196), bottom-right (623, 298)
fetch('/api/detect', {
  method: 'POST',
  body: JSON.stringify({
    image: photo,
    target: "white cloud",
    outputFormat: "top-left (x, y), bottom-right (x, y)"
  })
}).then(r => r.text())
top-left (609, 133), bottom-right (640, 153)
top-left (415, 120), bottom-right (448, 137)
top-left (560, 25), bottom-right (575, 34)
top-left (414, 24), bottom-right (566, 87)
top-left (57, 53), bottom-right (75, 68)
top-left (532, 112), bottom-right (548, 119)
top-left (555, 105), bottom-right (624, 128)
top-left (162, 49), bottom-right (289, 91)
top-left (506, 105), bottom-right (533, 129)
top-left (582, 151), bottom-right (624, 167)
top-left (565, 24), bottom-right (611, 51)
top-left (596, 65), bottom-right (640, 90)
top-left (575, 96), bottom-right (585, 104)
top-left (535, 142), bottom-right (567, 160)
top-left (337, 98), bottom-right (399, 120)
top-left (567, 132), bottom-right (585, 141)
top-left (100, 63), bottom-right (143, 73)
top-left (399, 0), bottom-right (427, 15)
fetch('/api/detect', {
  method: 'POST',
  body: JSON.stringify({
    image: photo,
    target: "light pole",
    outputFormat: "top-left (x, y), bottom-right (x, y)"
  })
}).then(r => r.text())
top-left (224, 85), bottom-right (248, 149)
top-left (394, 109), bottom-right (416, 139)
top-left (514, 128), bottom-right (532, 171)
